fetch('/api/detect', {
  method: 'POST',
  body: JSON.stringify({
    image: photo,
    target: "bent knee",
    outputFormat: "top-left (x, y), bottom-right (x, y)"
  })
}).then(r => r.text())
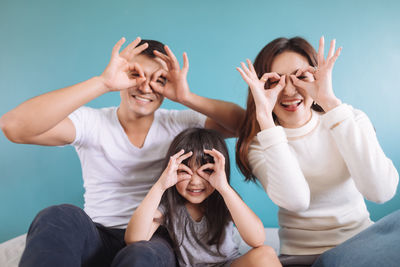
top-left (115, 241), bottom-right (176, 266)
top-left (253, 245), bottom-right (277, 257)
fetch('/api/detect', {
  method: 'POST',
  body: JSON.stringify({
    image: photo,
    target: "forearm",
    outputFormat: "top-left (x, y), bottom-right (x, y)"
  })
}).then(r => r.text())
top-left (181, 92), bottom-right (245, 136)
top-left (125, 182), bottom-right (164, 244)
top-left (219, 186), bottom-right (265, 247)
top-left (250, 127), bottom-right (310, 211)
top-left (322, 104), bottom-right (399, 202)
top-left (0, 76), bottom-right (108, 141)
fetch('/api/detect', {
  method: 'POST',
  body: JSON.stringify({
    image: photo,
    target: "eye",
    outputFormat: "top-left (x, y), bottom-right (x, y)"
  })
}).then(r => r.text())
top-left (156, 77), bottom-right (167, 85)
top-left (297, 75), bottom-right (307, 80)
top-left (178, 170), bottom-right (189, 175)
top-left (129, 72), bottom-right (141, 78)
top-left (203, 168), bottom-right (214, 175)
top-left (265, 79), bottom-right (279, 89)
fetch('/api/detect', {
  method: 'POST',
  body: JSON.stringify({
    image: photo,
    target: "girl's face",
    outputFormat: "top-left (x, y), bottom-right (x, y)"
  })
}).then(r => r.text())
top-left (176, 163), bottom-right (215, 205)
top-left (270, 51), bottom-right (314, 128)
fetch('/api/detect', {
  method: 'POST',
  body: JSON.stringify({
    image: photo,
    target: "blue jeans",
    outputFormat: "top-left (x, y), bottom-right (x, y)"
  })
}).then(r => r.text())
top-left (19, 204), bottom-right (177, 267)
top-left (312, 210), bottom-right (400, 267)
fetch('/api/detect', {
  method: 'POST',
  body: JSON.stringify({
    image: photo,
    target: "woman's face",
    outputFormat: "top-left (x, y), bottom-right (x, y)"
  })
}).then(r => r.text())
top-left (270, 51), bottom-right (314, 128)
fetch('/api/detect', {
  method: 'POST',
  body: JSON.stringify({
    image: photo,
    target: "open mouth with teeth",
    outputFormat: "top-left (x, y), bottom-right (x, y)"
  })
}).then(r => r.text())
top-left (132, 95), bottom-right (153, 103)
top-left (187, 188), bottom-right (205, 195)
top-left (280, 99), bottom-right (302, 111)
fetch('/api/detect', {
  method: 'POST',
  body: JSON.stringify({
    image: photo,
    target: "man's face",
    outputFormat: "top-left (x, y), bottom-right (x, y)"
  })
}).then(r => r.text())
top-left (119, 54), bottom-right (167, 119)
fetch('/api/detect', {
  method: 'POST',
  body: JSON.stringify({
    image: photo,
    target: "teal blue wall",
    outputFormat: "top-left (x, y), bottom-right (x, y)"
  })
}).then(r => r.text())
top-left (1, 0), bottom-right (399, 243)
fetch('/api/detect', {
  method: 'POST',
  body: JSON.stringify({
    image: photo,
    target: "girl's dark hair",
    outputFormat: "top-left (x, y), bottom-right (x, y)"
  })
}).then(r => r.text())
top-left (161, 128), bottom-right (231, 254)
top-left (138, 39), bottom-right (167, 57)
top-left (236, 37), bottom-right (324, 182)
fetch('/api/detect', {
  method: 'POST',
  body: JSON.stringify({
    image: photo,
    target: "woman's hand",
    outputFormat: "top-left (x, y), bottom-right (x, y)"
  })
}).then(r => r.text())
top-left (291, 36), bottom-right (342, 112)
top-left (237, 59), bottom-right (285, 129)
top-left (100, 37), bottom-right (148, 92)
top-left (157, 149), bottom-right (193, 191)
top-left (197, 149), bottom-right (230, 193)
top-left (150, 46), bottom-right (192, 104)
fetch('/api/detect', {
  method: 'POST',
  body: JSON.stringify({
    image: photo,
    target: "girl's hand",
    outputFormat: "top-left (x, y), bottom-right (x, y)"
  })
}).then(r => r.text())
top-left (150, 46), bottom-right (191, 104)
top-left (291, 36), bottom-right (342, 111)
top-left (237, 59), bottom-right (285, 128)
top-left (100, 37), bottom-right (148, 92)
top-left (157, 149), bottom-right (193, 191)
top-left (197, 149), bottom-right (229, 193)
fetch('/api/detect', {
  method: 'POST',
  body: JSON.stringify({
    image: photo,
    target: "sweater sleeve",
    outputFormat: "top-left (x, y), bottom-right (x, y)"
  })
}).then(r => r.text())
top-left (321, 104), bottom-right (399, 203)
top-left (248, 126), bottom-right (310, 211)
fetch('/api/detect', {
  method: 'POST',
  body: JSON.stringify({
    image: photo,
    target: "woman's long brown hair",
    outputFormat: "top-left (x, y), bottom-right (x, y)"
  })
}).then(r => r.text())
top-left (236, 37), bottom-right (322, 182)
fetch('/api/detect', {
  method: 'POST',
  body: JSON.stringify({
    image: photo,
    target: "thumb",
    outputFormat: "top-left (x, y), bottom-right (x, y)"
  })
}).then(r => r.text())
top-left (290, 75), bottom-right (311, 91)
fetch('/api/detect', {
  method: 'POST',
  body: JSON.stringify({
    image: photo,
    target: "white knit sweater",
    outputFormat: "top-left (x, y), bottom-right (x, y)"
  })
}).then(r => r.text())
top-left (248, 104), bottom-right (399, 255)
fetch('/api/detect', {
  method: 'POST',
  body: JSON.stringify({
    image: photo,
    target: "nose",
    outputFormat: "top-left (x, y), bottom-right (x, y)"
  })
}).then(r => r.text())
top-left (137, 79), bottom-right (153, 94)
top-left (282, 75), bottom-right (297, 96)
top-left (189, 173), bottom-right (203, 185)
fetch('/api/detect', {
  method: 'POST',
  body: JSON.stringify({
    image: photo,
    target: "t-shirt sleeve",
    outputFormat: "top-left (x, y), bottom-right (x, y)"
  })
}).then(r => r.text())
top-left (68, 106), bottom-right (99, 148)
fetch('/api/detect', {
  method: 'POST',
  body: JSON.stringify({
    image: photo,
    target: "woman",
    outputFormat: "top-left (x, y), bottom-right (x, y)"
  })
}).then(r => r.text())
top-left (236, 36), bottom-right (399, 266)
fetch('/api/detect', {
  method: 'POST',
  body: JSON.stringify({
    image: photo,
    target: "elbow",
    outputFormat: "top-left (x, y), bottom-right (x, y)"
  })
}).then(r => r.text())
top-left (272, 192), bottom-right (310, 212)
top-left (0, 118), bottom-right (21, 143)
top-left (247, 229), bottom-right (266, 248)
top-left (367, 187), bottom-right (397, 204)
top-left (0, 115), bottom-right (32, 144)
top-left (283, 199), bottom-right (309, 212)
top-left (365, 172), bottom-right (399, 204)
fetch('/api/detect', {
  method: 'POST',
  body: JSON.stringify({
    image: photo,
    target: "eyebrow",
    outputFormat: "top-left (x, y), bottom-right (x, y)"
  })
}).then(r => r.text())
top-left (277, 69), bottom-right (300, 76)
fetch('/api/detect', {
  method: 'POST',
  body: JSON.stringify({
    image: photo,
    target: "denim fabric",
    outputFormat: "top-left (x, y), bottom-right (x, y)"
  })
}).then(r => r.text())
top-left (19, 204), bottom-right (176, 267)
top-left (312, 210), bottom-right (400, 267)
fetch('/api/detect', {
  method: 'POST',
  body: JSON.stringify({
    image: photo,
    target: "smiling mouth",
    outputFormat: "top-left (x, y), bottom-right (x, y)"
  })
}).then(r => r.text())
top-left (187, 189), bottom-right (205, 194)
top-left (132, 95), bottom-right (153, 103)
top-left (281, 99), bottom-right (302, 111)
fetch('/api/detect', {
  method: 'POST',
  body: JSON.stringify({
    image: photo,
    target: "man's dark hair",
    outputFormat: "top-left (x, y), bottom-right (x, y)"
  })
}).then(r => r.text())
top-left (138, 39), bottom-right (167, 57)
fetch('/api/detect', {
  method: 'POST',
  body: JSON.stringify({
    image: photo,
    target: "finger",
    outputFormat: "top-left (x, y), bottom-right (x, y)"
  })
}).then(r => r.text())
top-left (132, 42), bottom-right (149, 55)
top-left (327, 47), bottom-right (342, 68)
top-left (203, 149), bottom-right (221, 164)
top-left (111, 37), bottom-right (126, 58)
top-left (131, 63), bottom-right (145, 79)
top-left (290, 74), bottom-right (310, 91)
top-left (246, 59), bottom-right (256, 74)
top-left (171, 149), bottom-right (185, 160)
top-left (240, 62), bottom-right (252, 77)
top-left (164, 45), bottom-right (180, 70)
top-left (211, 148), bottom-right (225, 165)
top-left (178, 164), bottom-right (193, 175)
top-left (198, 163), bottom-right (215, 172)
top-left (317, 36), bottom-right (325, 65)
top-left (153, 50), bottom-right (173, 70)
top-left (327, 39), bottom-right (336, 59)
top-left (272, 75), bottom-right (286, 94)
top-left (260, 72), bottom-right (281, 82)
top-left (236, 67), bottom-right (252, 84)
top-left (295, 66), bottom-right (316, 77)
top-left (120, 36), bottom-right (142, 57)
top-left (182, 52), bottom-right (189, 73)
top-left (177, 151), bottom-right (193, 164)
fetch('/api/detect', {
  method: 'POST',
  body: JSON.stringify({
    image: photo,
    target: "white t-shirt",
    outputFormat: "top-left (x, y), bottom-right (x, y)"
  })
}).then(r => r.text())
top-left (68, 106), bottom-right (206, 229)
top-left (248, 104), bottom-right (399, 255)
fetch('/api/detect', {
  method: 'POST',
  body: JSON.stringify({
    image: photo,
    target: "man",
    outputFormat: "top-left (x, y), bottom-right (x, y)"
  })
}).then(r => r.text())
top-left (0, 37), bottom-right (244, 267)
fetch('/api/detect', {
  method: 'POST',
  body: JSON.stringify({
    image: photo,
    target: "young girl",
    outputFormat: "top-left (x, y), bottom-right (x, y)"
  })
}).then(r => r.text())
top-left (236, 36), bottom-right (400, 266)
top-left (125, 128), bottom-right (281, 267)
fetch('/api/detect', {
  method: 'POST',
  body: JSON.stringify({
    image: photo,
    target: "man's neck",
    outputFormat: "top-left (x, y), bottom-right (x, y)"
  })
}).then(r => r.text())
top-left (116, 108), bottom-right (155, 148)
